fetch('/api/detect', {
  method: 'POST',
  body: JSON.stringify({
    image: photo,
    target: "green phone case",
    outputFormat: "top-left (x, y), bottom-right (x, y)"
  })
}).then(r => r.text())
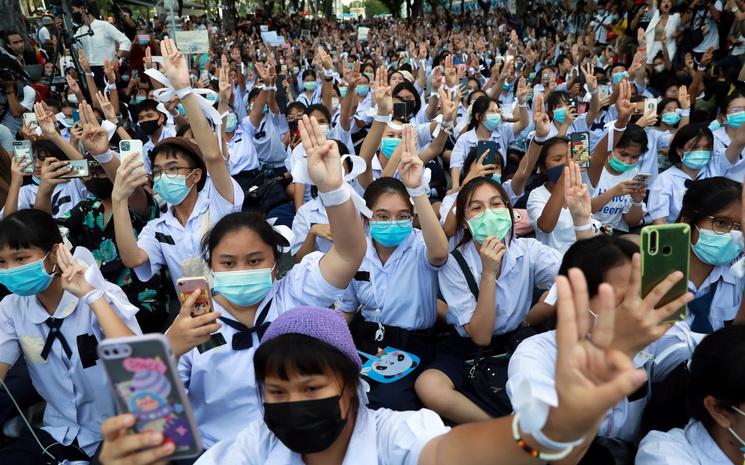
top-left (640, 224), bottom-right (691, 323)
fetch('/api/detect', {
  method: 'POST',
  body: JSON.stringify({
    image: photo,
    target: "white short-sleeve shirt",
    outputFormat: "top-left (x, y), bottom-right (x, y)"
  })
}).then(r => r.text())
top-left (1, 179), bottom-right (89, 220)
top-left (592, 167), bottom-right (647, 232)
top-left (450, 125), bottom-right (516, 170)
top-left (636, 420), bottom-right (730, 465)
top-left (526, 184), bottom-right (577, 253)
top-left (290, 197), bottom-right (332, 256)
top-left (647, 164), bottom-right (721, 223)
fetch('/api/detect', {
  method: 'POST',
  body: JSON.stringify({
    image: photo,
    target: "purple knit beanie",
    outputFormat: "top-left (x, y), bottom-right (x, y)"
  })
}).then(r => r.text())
top-left (261, 307), bottom-right (362, 368)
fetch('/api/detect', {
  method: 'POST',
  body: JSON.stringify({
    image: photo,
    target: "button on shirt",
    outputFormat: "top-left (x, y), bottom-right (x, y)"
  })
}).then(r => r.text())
top-left (450, 125), bottom-right (516, 170)
top-left (636, 420), bottom-right (731, 465)
top-left (178, 252), bottom-right (348, 448)
top-left (685, 264), bottom-right (744, 332)
top-left (647, 164), bottom-right (721, 223)
top-left (194, 406), bottom-right (448, 465)
top-left (135, 179), bottom-right (244, 288)
top-left (0, 248), bottom-right (141, 456)
top-left (507, 323), bottom-right (695, 444)
top-left (439, 238), bottom-right (561, 337)
top-left (74, 20), bottom-right (132, 66)
top-left (340, 231), bottom-right (443, 331)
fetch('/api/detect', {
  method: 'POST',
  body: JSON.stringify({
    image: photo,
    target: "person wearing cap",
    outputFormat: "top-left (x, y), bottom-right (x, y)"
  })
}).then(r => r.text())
top-left (37, 16), bottom-right (55, 48)
top-left (100, 267), bottom-right (656, 465)
top-left (111, 37), bottom-right (244, 290)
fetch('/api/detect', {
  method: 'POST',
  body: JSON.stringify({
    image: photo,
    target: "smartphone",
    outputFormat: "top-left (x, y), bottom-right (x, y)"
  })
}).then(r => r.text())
top-left (598, 84), bottom-right (611, 100)
top-left (631, 172), bottom-right (652, 187)
top-left (12, 140), bottom-right (34, 174)
top-left (570, 132), bottom-right (590, 167)
top-left (120, 139), bottom-right (144, 172)
top-left (23, 112), bottom-right (38, 129)
top-left (393, 102), bottom-right (408, 123)
top-left (133, 69), bottom-right (139, 80)
top-left (477, 140), bottom-right (499, 167)
top-left (199, 69), bottom-right (209, 81)
top-left (644, 98), bottom-right (657, 115)
top-left (72, 110), bottom-right (80, 123)
top-left (640, 224), bottom-right (691, 323)
top-left (98, 334), bottom-right (202, 459)
top-left (176, 277), bottom-right (212, 317)
top-left (60, 159), bottom-right (90, 178)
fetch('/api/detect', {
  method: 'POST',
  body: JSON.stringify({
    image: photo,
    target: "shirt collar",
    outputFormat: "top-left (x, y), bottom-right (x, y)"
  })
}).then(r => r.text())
top-left (29, 290), bottom-right (79, 324)
top-left (163, 191), bottom-right (210, 229)
top-left (688, 420), bottom-right (733, 464)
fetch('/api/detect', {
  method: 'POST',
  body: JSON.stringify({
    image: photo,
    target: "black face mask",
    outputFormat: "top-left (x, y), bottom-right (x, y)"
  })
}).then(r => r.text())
top-left (546, 163), bottom-right (565, 184)
top-left (84, 178), bottom-right (114, 199)
top-left (72, 11), bottom-right (84, 24)
top-left (263, 395), bottom-right (347, 454)
top-left (139, 119), bottom-right (161, 136)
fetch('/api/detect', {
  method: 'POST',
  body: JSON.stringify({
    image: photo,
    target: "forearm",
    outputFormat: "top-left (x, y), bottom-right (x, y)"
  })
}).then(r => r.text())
top-left (90, 296), bottom-right (136, 338)
top-left (537, 188), bottom-right (565, 233)
top-left (420, 129), bottom-right (447, 163)
top-left (413, 195), bottom-right (448, 265)
top-left (294, 231), bottom-right (318, 263)
top-left (590, 190), bottom-right (617, 213)
top-left (623, 205), bottom-right (644, 227)
top-left (511, 141), bottom-right (541, 196)
top-left (320, 197), bottom-right (366, 289)
top-left (33, 187), bottom-right (54, 214)
top-left (381, 152), bottom-right (400, 178)
top-left (112, 199), bottom-right (148, 268)
top-left (360, 120), bottom-right (386, 164)
top-left (181, 93), bottom-right (218, 158)
top-left (425, 96), bottom-right (439, 121)
top-left (586, 94), bottom-right (600, 124)
top-left (48, 133), bottom-right (85, 160)
top-left (293, 183), bottom-right (305, 211)
top-left (468, 275), bottom-right (498, 346)
top-left (249, 91), bottom-right (268, 127)
top-left (514, 105), bottom-right (530, 134)
top-left (6, 93), bottom-right (24, 116)
top-left (3, 180), bottom-right (22, 217)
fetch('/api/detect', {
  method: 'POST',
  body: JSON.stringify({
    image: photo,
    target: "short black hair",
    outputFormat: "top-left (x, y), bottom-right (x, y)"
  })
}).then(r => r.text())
top-left (134, 99), bottom-right (161, 119)
top-left (0, 209), bottom-right (62, 252)
top-left (677, 177), bottom-right (742, 224)
top-left (559, 236), bottom-right (639, 298)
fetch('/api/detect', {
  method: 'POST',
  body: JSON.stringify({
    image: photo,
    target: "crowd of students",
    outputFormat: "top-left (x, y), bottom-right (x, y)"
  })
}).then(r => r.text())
top-left (2, 1), bottom-right (745, 464)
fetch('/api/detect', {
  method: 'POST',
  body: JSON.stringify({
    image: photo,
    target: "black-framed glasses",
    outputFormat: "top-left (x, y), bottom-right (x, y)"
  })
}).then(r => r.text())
top-left (706, 216), bottom-right (742, 235)
top-left (151, 166), bottom-right (193, 179)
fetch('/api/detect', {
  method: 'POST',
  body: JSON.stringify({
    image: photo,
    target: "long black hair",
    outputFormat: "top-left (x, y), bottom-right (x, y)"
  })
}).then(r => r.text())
top-left (454, 177), bottom-right (515, 248)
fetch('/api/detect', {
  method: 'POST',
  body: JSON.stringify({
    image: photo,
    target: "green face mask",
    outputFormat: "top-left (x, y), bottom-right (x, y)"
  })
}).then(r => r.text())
top-left (608, 154), bottom-right (638, 173)
top-left (467, 208), bottom-right (512, 244)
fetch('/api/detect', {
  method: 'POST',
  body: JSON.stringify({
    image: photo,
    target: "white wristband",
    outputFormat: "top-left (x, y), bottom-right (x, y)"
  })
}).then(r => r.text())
top-left (530, 423), bottom-right (585, 451)
top-left (374, 113), bottom-right (392, 123)
top-left (573, 222), bottom-right (592, 232)
top-left (632, 200), bottom-right (643, 207)
top-left (679, 108), bottom-right (690, 117)
top-left (82, 289), bottom-right (105, 305)
top-left (406, 184), bottom-right (429, 198)
top-left (318, 183), bottom-right (351, 208)
top-left (518, 102), bottom-right (529, 108)
top-left (589, 88), bottom-right (598, 95)
top-left (176, 87), bottom-right (194, 99)
top-left (92, 149), bottom-right (115, 164)
top-left (513, 414), bottom-right (576, 461)
top-left (534, 134), bottom-right (549, 143)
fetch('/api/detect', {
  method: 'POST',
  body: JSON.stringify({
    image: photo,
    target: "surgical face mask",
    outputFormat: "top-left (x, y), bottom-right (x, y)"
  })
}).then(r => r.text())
top-left (728, 405), bottom-right (745, 457)
top-left (491, 173), bottom-right (502, 184)
top-left (138, 37), bottom-right (150, 46)
top-left (225, 113), bottom-right (238, 133)
top-left (467, 207), bottom-right (512, 244)
top-left (303, 81), bottom-right (318, 92)
top-left (693, 228), bottom-right (742, 266)
top-left (153, 172), bottom-right (193, 205)
top-left (553, 107), bottom-right (568, 124)
top-left (212, 267), bottom-right (273, 306)
top-left (709, 119), bottom-right (722, 131)
top-left (608, 154), bottom-right (638, 173)
top-left (205, 93), bottom-right (218, 105)
top-left (727, 111), bottom-right (745, 129)
top-left (364, 72), bottom-right (374, 81)
top-left (67, 94), bottom-right (78, 104)
top-left (661, 111), bottom-right (681, 126)
top-left (338, 86), bottom-right (348, 97)
top-left (318, 124), bottom-right (330, 137)
top-left (611, 71), bottom-right (629, 85)
top-left (369, 219), bottom-right (413, 247)
top-left (121, 74), bottom-right (130, 82)
top-left (176, 103), bottom-right (186, 117)
top-left (139, 119), bottom-right (160, 136)
top-left (134, 95), bottom-right (146, 104)
top-left (356, 84), bottom-right (370, 97)
top-left (654, 64), bottom-right (665, 73)
top-left (502, 82), bottom-right (511, 91)
top-left (681, 150), bottom-right (712, 170)
top-left (0, 254), bottom-right (54, 296)
top-left (380, 137), bottom-right (401, 157)
top-left (483, 112), bottom-right (502, 131)
top-left (263, 396), bottom-right (347, 454)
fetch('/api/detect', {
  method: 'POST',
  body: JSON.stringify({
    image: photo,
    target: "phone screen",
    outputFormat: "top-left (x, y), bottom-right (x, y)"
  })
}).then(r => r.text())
top-left (570, 132), bottom-right (590, 167)
top-left (393, 102), bottom-right (408, 123)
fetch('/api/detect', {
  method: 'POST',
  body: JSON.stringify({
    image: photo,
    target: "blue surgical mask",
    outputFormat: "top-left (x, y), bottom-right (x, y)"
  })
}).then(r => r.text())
top-left (502, 82), bottom-right (511, 91)
top-left (661, 111), bottom-right (681, 126)
top-left (153, 172), bottom-right (193, 205)
top-left (553, 108), bottom-right (568, 124)
top-left (364, 72), bottom-right (374, 81)
top-left (176, 103), bottom-right (187, 117)
top-left (727, 111), bottom-right (745, 129)
top-left (369, 220), bottom-right (413, 247)
top-left (491, 173), bottom-right (502, 184)
top-left (356, 84), bottom-right (370, 97)
top-left (380, 138), bottom-right (401, 157)
top-left (612, 71), bottom-right (629, 85)
top-left (304, 81), bottom-right (318, 92)
top-left (681, 150), bottom-right (712, 170)
top-left (32, 175), bottom-right (41, 185)
top-left (339, 86), bottom-right (348, 97)
top-left (134, 96), bottom-right (146, 104)
top-left (693, 228), bottom-right (742, 266)
top-left (467, 208), bottom-right (512, 243)
top-left (225, 113), bottom-right (238, 132)
top-left (0, 254), bottom-right (53, 296)
top-left (545, 164), bottom-right (565, 183)
top-left (709, 119), bottom-right (722, 131)
top-left (213, 267), bottom-right (273, 306)
top-left (483, 112), bottom-right (502, 130)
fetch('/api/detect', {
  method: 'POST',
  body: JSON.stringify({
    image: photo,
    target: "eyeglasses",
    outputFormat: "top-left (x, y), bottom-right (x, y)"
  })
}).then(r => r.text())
top-left (371, 213), bottom-right (413, 223)
top-left (151, 166), bottom-right (193, 179)
top-left (705, 216), bottom-right (742, 235)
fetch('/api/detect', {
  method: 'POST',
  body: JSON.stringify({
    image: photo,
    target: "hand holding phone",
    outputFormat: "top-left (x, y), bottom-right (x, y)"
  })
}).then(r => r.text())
top-left (177, 277), bottom-right (212, 317)
top-left (477, 141), bottom-right (498, 168)
top-left (60, 159), bottom-right (90, 178)
top-left (570, 132), bottom-right (590, 167)
top-left (119, 140), bottom-right (145, 173)
top-left (640, 224), bottom-right (691, 324)
top-left (12, 141), bottom-right (34, 174)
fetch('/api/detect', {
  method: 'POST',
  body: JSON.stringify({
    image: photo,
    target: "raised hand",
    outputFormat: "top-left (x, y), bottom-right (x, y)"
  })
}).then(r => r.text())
top-left (678, 85), bottom-right (691, 110)
top-left (78, 48), bottom-right (91, 73)
top-left (95, 91), bottom-right (117, 123)
top-left (439, 87), bottom-right (458, 123)
top-left (39, 158), bottom-right (72, 192)
top-left (66, 74), bottom-right (81, 95)
top-left (103, 59), bottom-right (116, 83)
top-left (516, 77), bottom-right (530, 104)
top-left (373, 65), bottom-right (392, 116)
top-left (143, 46), bottom-right (153, 69)
top-left (56, 245), bottom-right (95, 298)
top-left (166, 290), bottom-right (222, 357)
top-left (299, 115), bottom-right (343, 193)
top-left (462, 150), bottom-right (497, 186)
top-left (581, 61), bottom-right (598, 92)
top-left (478, 236), bottom-right (505, 276)
top-left (79, 101), bottom-right (109, 156)
top-left (563, 160), bottom-right (591, 224)
top-left (160, 36), bottom-right (190, 90)
top-left (444, 54), bottom-right (458, 87)
top-left (112, 154), bottom-right (148, 203)
top-left (616, 80), bottom-right (633, 124)
top-left (398, 125), bottom-right (424, 189)
top-left (533, 93), bottom-right (551, 138)
top-left (218, 63), bottom-right (232, 101)
top-left (10, 152), bottom-right (33, 181)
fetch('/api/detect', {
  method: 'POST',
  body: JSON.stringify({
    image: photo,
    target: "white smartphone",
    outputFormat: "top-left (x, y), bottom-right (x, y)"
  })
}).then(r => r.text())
top-left (119, 139), bottom-right (144, 172)
top-left (644, 98), bottom-right (658, 115)
top-left (12, 140), bottom-right (34, 174)
top-left (23, 112), bottom-right (38, 129)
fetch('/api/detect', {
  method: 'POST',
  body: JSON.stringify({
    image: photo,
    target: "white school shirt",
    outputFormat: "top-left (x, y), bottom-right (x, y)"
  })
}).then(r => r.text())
top-left (0, 247), bottom-right (141, 456)
top-left (712, 125), bottom-right (745, 181)
top-left (636, 420), bottom-right (730, 465)
top-left (1, 179), bottom-right (89, 220)
top-left (296, 88), bottom-right (322, 107)
top-left (450, 124), bottom-right (516, 170)
top-left (135, 179), bottom-right (244, 289)
top-left (225, 126), bottom-right (260, 174)
top-left (545, 115), bottom-right (590, 141)
top-left (195, 405), bottom-right (448, 465)
top-left (685, 263), bottom-right (744, 331)
top-left (526, 184), bottom-right (577, 253)
top-left (439, 180), bottom-right (522, 227)
top-left (645, 127), bottom-right (675, 180)
top-left (74, 19), bottom-right (132, 66)
top-left (439, 238), bottom-right (561, 337)
top-left (507, 323), bottom-right (695, 444)
top-left (647, 164), bottom-right (720, 223)
top-left (242, 112), bottom-right (289, 168)
top-left (339, 230), bottom-right (443, 331)
top-left (290, 197), bottom-right (332, 256)
top-left (178, 252), bottom-right (346, 448)
top-left (592, 167), bottom-right (647, 232)
top-left (143, 125), bottom-right (177, 174)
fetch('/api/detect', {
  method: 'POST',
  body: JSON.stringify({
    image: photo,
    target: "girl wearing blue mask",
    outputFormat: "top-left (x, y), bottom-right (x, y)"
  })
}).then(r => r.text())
top-left (677, 177), bottom-right (745, 333)
top-left (647, 95), bottom-right (690, 175)
top-left (648, 124), bottom-right (722, 225)
top-left (297, 70), bottom-right (321, 107)
top-left (0, 209), bottom-right (141, 464)
top-left (713, 90), bottom-right (745, 182)
top-left (417, 177), bottom-right (561, 424)
top-left (590, 124), bottom-right (648, 233)
top-left (339, 127), bottom-right (448, 411)
top-left (163, 115), bottom-right (366, 449)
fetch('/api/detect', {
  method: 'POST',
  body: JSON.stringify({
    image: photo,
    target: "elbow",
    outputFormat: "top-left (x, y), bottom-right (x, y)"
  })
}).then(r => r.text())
top-left (471, 332), bottom-right (492, 347)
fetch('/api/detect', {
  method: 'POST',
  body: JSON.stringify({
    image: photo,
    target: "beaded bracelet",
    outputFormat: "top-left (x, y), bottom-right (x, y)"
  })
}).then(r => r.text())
top-left (512, 414), bottom-right (574, 461)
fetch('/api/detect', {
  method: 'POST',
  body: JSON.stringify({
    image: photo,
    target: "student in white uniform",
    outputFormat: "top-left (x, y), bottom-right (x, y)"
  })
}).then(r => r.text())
top-left (712, 89), bottom-right (745, 181)
top-left (416, 177), bottom-right (561, 424)
top-left (296, 69), bottom-right (321, 107)
top-left (290, 195), bottom-right (333, 260)
top-left (0, 209), bottom-right (140, 464)
top-left (158, 114), bottom-right (367, 450)
top-left (678, 178), bottom-right (745, 333)
top-left (243, 71), bottom-right (290, 174)
top-left (590, 124), bottom-right (648, 233)
top-left (648, 124), bottom-right (722, 224)
top-left (113, 37), bottom-right (245, 291)
top-left (136, 99), bottom-right (177, 174)
top-left (508, 236), bottom-right (695, 464)
top-left (450, 90), bottom-right (530, 191)
top-left (646, 92), bottom-right (691, 176)
top-left (636, 324), bottom-right (745, 465)
top-left (99, 290), bottom-right (660, 465)
top-left (340, 128), bottom-right (448, 411)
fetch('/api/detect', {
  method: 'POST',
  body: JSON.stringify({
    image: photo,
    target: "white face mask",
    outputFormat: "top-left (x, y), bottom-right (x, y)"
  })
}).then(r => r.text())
top-left (654, 64), bottom-right (665, 73)
top-left (67, 94), bottom-right (78, 104)
top-left (318, 124), bottom-right (330, 137)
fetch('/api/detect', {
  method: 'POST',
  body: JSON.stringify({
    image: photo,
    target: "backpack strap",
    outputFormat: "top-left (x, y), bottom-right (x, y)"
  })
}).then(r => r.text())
top-left (451, 249), bottom-right (479, 299)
